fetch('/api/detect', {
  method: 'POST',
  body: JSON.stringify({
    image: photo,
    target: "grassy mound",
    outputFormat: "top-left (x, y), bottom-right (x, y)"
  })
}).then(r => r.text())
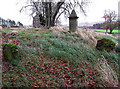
top-left (1, 27), bottom-right (119, 88)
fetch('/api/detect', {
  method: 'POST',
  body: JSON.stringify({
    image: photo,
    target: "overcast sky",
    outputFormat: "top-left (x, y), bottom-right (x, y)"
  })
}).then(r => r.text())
top-left (0, 0), bottom-right (119, 26)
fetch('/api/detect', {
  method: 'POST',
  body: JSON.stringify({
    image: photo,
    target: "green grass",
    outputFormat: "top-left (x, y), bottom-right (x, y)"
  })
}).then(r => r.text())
top-left (1, 29), bottom-right (13, 33)
top-left (90, 29), bottom-right (120, 33)
top-left (2, 28), bottom-right (119, 88)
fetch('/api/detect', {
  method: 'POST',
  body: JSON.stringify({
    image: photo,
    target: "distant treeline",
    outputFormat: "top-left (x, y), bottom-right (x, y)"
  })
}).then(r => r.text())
top-left (93, 21), bottom-right (120, 30)
top-left (0, 17), bottom-right (23, 27)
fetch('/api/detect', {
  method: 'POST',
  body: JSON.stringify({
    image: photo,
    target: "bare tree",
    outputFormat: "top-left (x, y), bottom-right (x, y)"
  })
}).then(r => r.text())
top-left (103, 9), bottom-right (117, 34)
top-left (20, 0), bottom-right (90, 28)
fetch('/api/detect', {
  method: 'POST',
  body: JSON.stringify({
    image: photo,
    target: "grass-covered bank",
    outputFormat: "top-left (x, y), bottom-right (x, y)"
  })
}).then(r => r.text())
top-left (1, 27), bottom-right (119, 88)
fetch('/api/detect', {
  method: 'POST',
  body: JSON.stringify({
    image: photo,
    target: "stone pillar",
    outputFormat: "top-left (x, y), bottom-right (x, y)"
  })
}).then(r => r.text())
top-left (118, 1), bottom-right (120, 21)
top-left (69, 10), bottom-right (79, 32)
top-left (118, 1), bottom-right (120, 30)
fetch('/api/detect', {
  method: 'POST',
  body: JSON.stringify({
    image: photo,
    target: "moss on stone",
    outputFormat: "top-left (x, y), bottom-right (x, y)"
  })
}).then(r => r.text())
top-left (2, 43), bottom-right (20, 65)
top-left (96, 38), bottom-right (116, 52)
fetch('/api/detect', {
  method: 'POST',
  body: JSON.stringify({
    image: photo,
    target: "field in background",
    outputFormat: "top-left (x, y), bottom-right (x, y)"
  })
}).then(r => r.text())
top-left (90, 29), bottom-right (120, 33)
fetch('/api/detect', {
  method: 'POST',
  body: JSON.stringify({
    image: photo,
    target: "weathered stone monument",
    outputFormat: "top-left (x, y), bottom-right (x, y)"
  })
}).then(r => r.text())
top-left (69, 9), bottom-right (79, 32)
top-left (118, 1), bottom-right (120, 21)
top-left (33, 14), bottom-right (41, 28)
top-left (118, 1), bottom-right (120, 30)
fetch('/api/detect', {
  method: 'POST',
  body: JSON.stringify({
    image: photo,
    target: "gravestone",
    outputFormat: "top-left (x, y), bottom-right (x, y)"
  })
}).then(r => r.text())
top-left (69, 10), bottom-right (79, 32)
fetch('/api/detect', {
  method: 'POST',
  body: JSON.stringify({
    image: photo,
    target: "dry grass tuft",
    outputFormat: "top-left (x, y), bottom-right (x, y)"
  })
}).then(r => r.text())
top-left (49, 26), bottom-right (69, 37)
top-left (75, 28), bottom-right (97, 46)
top-left (49, 26), bottom-right (69, 32)
top-left (48, 27), bottom-right (119, 47)
top-left (96, 55), bottom-right (118, 87)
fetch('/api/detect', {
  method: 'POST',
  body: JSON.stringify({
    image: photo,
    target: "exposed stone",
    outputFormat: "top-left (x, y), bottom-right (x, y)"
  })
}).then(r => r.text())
top-left (33, 14), bottom-right (41, 28)
top-left (33, 13), bottom-right (45, 28)
top-left (2, 43), bottom-right (20, 66)
top-left (96, 38), bottom-right (116, 52)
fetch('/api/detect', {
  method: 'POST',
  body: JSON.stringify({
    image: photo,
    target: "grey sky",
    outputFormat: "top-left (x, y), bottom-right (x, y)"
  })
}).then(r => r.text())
top-left (0, 0), bottom-right (119, 26)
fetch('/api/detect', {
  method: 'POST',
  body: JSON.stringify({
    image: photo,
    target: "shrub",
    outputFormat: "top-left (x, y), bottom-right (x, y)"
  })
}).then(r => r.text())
top-left (2, 43), bottom-right (20, 65)
top-left (96, 38), bottom-right (116, 52)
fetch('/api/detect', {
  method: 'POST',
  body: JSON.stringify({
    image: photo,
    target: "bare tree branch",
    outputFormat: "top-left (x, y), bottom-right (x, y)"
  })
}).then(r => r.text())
top-left (20, 0), bottom-right (90, 27)
top-left (20, 5), bottom-right (33, 12)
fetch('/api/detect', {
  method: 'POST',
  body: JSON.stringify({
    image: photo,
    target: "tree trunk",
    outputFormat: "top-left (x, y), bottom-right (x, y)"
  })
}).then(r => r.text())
top-left (51, 2), bottom-right (64, 26)
top-left (47, 2), bottom-right (52, 28)
top-left (51, 20), bottom-right (55, 26)
top-left (49, 2), bottom-right (52, 27)
top-left (110, 29), bottom-right (113, 34)
top-left (45, 2), bottom-right (48, 27)
top-left (43, 2), bottom-right (53, 28)
top-left (109, 26), bottom-right (113, 34)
